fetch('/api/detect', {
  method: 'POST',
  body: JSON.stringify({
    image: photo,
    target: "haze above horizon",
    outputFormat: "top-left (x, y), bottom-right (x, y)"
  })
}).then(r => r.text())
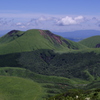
top-left (0, 0), bottom-right (100, 35)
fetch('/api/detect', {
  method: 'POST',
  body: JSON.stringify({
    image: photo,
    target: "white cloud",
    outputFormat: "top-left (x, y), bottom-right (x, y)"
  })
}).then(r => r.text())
top-left (15, 22), bottom-right (26, 28)
top-left (0, 18), bottom-right (14, 26)
top-left (26, 16), bottom-right (56, 27)
top-left (38, 16), bottom-right (47, 21)
top-left (0, 13), bottom-right (100, 32)
top-left (38, 16), bottom-right (55, 21)
top-left (20, 26), bottom-right (26, 28)
top-left (16, 22), bottom-right (22, 26)
top-left (56, 16), bottom-right (84, 26)
top-left (56, 16), bottom-right (76, 25)
top-left (74, 16), bottom-right (84, 20)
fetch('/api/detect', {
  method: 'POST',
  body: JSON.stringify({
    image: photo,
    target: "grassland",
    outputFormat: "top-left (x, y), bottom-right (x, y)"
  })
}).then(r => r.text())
top-left (0, 67), bottom-right (89, 100)
top-left (79, 35), bottom-right (100, 48)
top-left (0, 76), bottom-right (44, 100)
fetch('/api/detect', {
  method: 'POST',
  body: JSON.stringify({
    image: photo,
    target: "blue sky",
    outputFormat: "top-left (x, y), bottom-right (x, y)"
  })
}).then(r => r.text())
top-left (0, 0), bottom-right (100, 33)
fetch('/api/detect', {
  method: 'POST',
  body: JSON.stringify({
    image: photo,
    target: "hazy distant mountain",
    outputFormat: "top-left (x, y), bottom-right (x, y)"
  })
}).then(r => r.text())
top-left (65, 37), bottom-right (84, 42)
top-left (53, 30), bottom-right (100, 38)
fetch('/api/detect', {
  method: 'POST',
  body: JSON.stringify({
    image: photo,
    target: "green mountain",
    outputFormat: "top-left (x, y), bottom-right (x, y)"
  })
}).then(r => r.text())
top-left (79, 35), bottom-right (100, 48)
top-left (0, 29), bottom-right (87, 55)
top-left (0, 29), bottom-right (100, 100)
top-left (0, 29), bottom-right (99, 81)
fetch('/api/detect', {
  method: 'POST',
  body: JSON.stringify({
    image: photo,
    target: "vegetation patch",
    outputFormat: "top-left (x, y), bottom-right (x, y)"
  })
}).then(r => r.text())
top-left (0, 76), bottom-right (44, 100)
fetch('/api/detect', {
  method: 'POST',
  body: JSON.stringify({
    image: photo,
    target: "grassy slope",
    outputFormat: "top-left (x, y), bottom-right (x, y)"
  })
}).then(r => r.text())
top-left (79, 35), bottom-right (100, 48)
top-left (0, 49), bottom-right (100, 81)
top-left (0, 29), bottom-right (55, 54)
top-left (0, 30), bottom-right (24, 43)
top-left (0, 67), bottom-right (79, 85)
top-left (43, 30), bottom-right (87, 50)
top-left (0, 76), bottom-right (44, 100)
top-left (0, 29), bottom-right (87, 55)
top-left (0, 67), bottom-right (86, 99)
top-left (85, 81), bottom-right (100, 89)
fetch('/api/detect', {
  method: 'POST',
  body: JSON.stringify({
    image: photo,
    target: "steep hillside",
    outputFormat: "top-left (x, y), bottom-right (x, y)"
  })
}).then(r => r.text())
top-left (0, 29), bottom-right (87, 55)
top-left (79, 35), bottom-right (100, 48)
top-left (0, 49), bottom-right (100, 81)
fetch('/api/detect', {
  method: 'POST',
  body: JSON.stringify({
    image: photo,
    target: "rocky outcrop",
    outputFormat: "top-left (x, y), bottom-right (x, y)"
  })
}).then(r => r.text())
top-left (95, 44), bottom-right (100, 48)
top-left (39, 30), bottom-right (62, 44)
top-left (8, 30), bottom-right (19, 36)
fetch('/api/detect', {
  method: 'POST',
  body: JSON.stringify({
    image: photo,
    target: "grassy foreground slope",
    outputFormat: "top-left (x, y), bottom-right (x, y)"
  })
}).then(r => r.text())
top-left (0, 29), bottom-right (87, 55)
top-left (0, 67), bottom-right (83, 99)
top-left (85, 81), bottom-right (100, 89)
top-left (79, 35), bottom-right (100, 48)
top-left (0, 67), bottom-right (77, 85)
top-left (0, 76), bottom-right (44, 100)
top-left (47, 88), bottom-right (100, 100)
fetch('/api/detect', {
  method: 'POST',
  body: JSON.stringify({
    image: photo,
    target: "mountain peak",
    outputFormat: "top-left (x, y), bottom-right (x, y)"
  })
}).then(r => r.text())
top-left (7, 30), bottom-right (20, 35)
top-left (0, 29), bottom-right (87, 55)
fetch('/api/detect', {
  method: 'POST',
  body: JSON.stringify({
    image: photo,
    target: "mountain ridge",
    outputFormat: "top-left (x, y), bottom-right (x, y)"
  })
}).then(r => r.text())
top-left (0, 29), bottom-right (87, 55)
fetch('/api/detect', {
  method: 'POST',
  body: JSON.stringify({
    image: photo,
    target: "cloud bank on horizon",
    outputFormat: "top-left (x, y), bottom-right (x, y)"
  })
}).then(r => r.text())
top-left (0, 0), bottom-right (100, 32)
top-left (0, 13), bottom-right (100, 32)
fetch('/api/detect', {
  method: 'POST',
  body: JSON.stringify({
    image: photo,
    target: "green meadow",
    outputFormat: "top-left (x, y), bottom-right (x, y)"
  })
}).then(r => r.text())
top-left (0, 76), bottom-right (44, 100)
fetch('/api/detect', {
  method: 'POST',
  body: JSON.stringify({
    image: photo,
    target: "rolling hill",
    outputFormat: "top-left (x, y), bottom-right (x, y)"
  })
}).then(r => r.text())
top-left (0, 76), bottom-right (44, 100)
top-left (79, 35), bottom-right (100, 48)
top-left (0, 67), bottom-right (80, 99)
top-left (0, 29), bottom-right (87, 55)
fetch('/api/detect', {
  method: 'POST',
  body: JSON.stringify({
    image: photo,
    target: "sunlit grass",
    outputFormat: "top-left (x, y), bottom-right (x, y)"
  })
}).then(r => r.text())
top-left (0, 76), bottom-right (44, 100)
